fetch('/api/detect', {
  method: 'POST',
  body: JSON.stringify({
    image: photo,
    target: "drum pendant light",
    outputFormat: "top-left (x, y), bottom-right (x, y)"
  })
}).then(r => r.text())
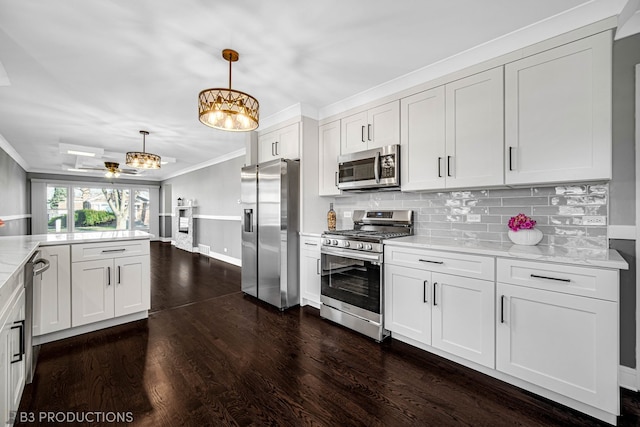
top-left (126, 130), bottom-right (161, 169)
top-left (198, 49), bottom-right (259, 132)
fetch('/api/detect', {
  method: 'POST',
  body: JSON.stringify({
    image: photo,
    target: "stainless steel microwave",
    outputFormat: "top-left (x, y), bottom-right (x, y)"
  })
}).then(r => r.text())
top-left (338, 144), bottom-right (400, 191)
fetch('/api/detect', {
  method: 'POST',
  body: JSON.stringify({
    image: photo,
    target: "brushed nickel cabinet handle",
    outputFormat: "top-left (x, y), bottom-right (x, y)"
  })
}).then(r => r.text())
top-left (500, 295), bottom-right (505, 323)
top-left (361, 125), bottom-right (365, 143)
top-left (107, 266), bottom-right (111, 286)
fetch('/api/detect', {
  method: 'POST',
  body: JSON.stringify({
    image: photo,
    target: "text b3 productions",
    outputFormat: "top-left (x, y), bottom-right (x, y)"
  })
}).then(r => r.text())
top-left (14, 411), bottom-right (134, 424)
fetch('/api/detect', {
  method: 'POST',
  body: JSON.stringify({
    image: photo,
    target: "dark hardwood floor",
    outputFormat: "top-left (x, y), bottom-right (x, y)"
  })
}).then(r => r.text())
top-left (16, 242), bottom-right (640, 426)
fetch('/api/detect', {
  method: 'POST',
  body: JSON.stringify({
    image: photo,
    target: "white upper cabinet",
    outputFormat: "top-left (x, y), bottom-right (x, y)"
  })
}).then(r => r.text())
top-left (401, 67), bottom-right (504, 191)
top-left (318, 121), bottom-right (341, 196)
top-left (504, 31), bottom-right (612, 185)
top-left (445, 67), bottom-right (504, 188)
top-left (341, 101), bottom-right (400, 154)
top-left (258, 122), bottom-right (300, 162)
top-left (400, 86), bottom-right (446, 191)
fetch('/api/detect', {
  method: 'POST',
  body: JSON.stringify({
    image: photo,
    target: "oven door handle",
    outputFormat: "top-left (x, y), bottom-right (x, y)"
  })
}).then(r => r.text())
top-left (321, 248), bottom-right (382, 263)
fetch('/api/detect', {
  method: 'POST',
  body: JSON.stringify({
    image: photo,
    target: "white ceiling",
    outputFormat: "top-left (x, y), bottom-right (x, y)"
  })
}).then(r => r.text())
top-left (0, 0), bottom-right (630, 181)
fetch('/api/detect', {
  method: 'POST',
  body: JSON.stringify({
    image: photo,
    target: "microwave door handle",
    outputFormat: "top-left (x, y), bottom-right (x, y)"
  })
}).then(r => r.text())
top-left (374, 151), bottom-right (381, 183)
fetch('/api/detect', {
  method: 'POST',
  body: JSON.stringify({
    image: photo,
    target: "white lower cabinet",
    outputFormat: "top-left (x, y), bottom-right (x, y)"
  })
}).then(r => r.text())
top-left (33, 245), bottom-right (71, 336)
top-left (496, 257), bottom-right (619, 415)
top-left (384, 247), bottom-right (495, 368)
top-left (299, 236), bottom-right (321, 308)
top-left (496, 283), bottom-right (617, 413)
top-left (1, 277), bottom-right (25, 427)
top-left (385, 245), bottom-right (622, 423)
top-left (72, 255), bottom-right (150, 327)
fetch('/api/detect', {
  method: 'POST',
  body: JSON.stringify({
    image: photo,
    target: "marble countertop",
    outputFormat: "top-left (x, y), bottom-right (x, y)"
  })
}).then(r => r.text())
top-left (299, 232), bottom-right (322, 238)
top-left (384, 236), bottom-right (628, 270)
top-left (0, 231), bottom-right (152, 291)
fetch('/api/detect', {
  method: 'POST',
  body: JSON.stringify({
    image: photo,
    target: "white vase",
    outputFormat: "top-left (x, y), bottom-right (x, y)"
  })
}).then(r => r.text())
top-left (508, 228), bottom-right (543, 246)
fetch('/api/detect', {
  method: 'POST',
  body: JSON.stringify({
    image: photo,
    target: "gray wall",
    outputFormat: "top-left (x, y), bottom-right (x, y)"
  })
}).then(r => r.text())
top-left (161, 155), bottom-right (245, 262)
top-left (0, 146), bottom-right (28, 236)
top-left (610, 33), bottom-right (640, 368)
top-left (610, 32), bottom-right (640, 226)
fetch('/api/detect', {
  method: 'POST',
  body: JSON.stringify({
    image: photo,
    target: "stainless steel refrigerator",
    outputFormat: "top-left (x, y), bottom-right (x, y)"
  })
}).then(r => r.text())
top-left (241, 158), bottom-right (300, 310)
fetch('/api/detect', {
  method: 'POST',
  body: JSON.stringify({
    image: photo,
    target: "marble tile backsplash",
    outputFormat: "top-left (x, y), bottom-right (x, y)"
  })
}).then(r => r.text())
top-left (332, 184), bottom-right (609, 250)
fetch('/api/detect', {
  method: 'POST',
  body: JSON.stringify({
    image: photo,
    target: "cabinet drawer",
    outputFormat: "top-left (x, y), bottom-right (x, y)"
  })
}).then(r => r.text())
top-left (0, 269), bottom-right (24, 319)
top-left (300, 236), bottom-right (321, 253)
top-left (497, 258), bottom-right (618, 301)
top-left (385, 246), bottom-right (494, 281)
top-left (72, 240), bottom-right (150, 262)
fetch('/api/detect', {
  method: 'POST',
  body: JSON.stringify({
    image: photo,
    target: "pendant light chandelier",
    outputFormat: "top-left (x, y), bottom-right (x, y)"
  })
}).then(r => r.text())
top-left (126, 130), bottom-right (161, 169)
top-left (198, 49), bottom-right (259, 132)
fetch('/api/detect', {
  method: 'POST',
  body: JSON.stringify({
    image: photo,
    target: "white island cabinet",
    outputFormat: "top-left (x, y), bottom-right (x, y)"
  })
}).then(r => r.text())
top-left (71, 240), bottom-right (150, 327)
top-left (33, 245), bottom-right (71, 336)
top-left (0, 268), bottom-right (26, 426)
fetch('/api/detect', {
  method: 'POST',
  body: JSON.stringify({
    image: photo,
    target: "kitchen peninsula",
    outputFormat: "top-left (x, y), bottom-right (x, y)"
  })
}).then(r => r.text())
top-left (0, 231), bottom-right (151, 424)
top-left (0, 230), bottom-right (152, 343)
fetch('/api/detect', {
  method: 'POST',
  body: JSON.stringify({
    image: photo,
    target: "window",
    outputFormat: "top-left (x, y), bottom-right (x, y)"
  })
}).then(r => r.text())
top-left (46, 186), bottom-right (69, 233)
top-left (73, 187), bottom-right (130, 232)
top-left (44, 183), bottom-right (150, 233)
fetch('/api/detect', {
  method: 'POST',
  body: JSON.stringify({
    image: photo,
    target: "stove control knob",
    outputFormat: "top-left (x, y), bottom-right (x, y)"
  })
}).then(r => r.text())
top-left (365, 244), bottom-right (373, 251)
top-left (332, 239), bottom-right (338, 246)
top-left (324, 239), bottom-right (331, 245)
top-left (343, 241), bottom-right (350, 248)
top-left (356, 243), bottom-right (364, 249)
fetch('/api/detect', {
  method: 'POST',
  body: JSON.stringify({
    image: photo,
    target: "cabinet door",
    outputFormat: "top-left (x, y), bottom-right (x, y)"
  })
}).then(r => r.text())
top-left (318, 121), bottom-right (341, 196)
top-left (340, 111), bottom-right (368, 154)
top-left (384, 265), bottom-right (431, 344)
top-left (496, 283), bottom-right (617, 413)
top-left (7, 289), bottom-right (25, 417)
top-left (71, 259), bottom-right (115, 326)
top-left (368, 101), bottom-right (400, 149)
top-left (505, 32), bottom-right (612, 185)
top-left (300, 250), bottom-right (321, 307)
top-left (431, 273), bottom-right (495, 368)
top-left (400, 87), bottom-right (446, 191)
top-left (445, 67), bottom-right (504, 188)
top-left (276, 122), bottom-right (300, 160)
top-left (114, 256), bottom-right (151, 317)
top-left (258, 131), bottom-right (279, 163)
top-left (34, 245), bottom-right (71, 336)
top-left (0, 316), bottom-right (8, 426)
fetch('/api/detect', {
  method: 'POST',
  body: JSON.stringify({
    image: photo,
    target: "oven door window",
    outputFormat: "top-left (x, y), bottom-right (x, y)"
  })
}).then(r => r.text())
top-left (339, 158), bottom-right (375, 183)
top-left (321, 253), bottom-right (381, 313)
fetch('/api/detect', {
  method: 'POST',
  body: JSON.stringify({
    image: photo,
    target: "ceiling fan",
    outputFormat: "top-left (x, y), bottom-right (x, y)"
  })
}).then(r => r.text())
top-left (79, 161), bottom-right (139, 178)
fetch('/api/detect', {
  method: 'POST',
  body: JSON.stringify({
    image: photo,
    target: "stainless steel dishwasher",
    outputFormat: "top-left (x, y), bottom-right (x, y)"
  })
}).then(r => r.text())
top-left (24, 251), bottom-right (50, 383)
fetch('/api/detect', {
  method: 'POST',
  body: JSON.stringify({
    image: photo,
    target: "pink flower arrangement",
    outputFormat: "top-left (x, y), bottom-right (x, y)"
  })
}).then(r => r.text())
top-left (508, 213), bottom-right (536, 232)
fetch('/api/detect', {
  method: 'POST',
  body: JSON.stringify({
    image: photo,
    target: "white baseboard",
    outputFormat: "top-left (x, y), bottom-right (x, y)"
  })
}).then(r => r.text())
top-left (619, 365), bottom-right (638, 391)
top-left (158, 237), bottom-right (172, 243)
top-left (195, 249), bottom-right (241, 267)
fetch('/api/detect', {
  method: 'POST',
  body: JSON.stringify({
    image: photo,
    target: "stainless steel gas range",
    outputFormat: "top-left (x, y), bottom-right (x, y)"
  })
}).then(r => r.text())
top-left (320, 210), bottom-right (414, 341)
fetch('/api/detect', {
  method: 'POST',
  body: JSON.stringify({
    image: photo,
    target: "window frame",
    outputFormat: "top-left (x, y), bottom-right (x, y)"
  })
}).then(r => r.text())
top-left (39, 180), bottom-right (156, 234)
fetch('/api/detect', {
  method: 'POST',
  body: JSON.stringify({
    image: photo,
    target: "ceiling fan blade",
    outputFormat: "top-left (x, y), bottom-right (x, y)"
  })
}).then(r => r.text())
top-left (77, 166), bottom-right (107, 171)
top-left (120, 170), bottom-right (139, 175)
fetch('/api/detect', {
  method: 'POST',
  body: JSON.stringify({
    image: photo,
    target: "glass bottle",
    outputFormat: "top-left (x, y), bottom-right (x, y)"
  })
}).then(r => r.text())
top-left (327, 203), bottom-right (337, 231)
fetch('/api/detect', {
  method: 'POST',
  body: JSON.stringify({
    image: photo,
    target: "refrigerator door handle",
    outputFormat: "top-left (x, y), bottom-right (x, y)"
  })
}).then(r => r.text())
top-left (244, 209), bottom-right (254, 232)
